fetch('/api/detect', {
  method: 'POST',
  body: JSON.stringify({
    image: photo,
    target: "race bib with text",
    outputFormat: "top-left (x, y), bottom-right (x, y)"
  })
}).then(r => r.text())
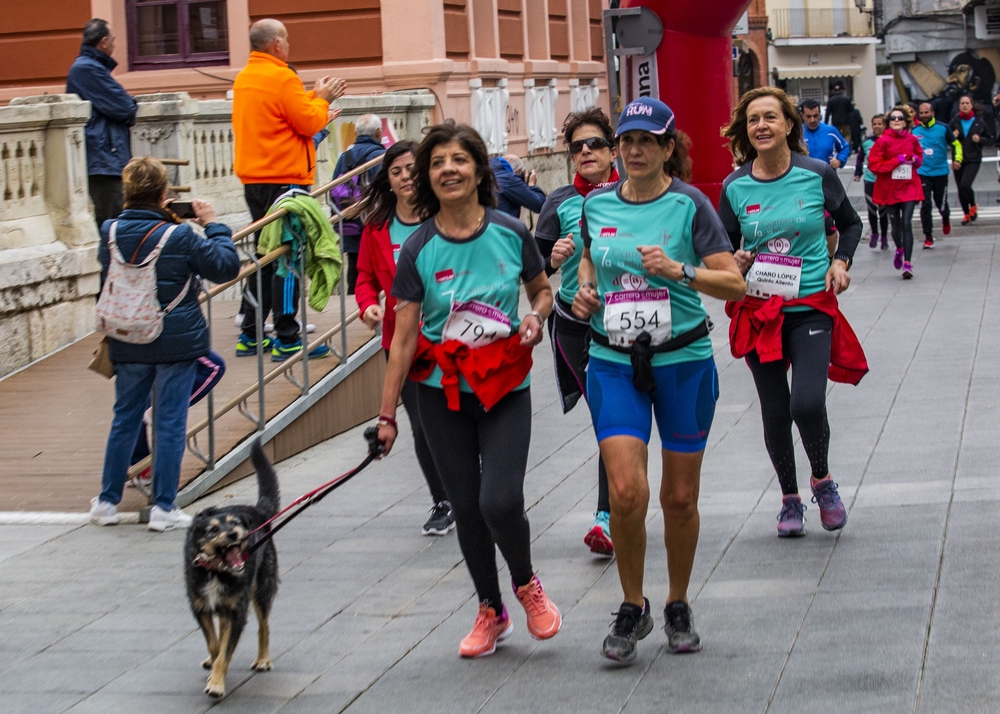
top-left (746, 253), bottom-right (803, 300)
top-left (892, 164), bottom-right (912, 180)
top-left (603, 289), bottom-right (672, 347)
top-left (441, 300), bottom-right (512, 346)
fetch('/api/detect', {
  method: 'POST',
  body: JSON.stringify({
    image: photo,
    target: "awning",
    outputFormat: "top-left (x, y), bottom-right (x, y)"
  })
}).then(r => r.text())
top-left (774, 64), bottom-right (863, 79)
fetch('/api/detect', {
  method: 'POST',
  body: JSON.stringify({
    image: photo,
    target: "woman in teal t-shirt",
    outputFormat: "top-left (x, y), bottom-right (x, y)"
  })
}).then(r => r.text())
top-left (375, 121), bottom-right (561, 660)
top-left (573, 98), bottom-right (745, 664)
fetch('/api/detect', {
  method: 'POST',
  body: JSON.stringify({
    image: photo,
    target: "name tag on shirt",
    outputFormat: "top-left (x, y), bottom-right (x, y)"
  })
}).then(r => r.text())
top-left (892, 164), bottom-right (912, 180)
top-left (442, 300), bottom-right (511, 346)
top-left (746, 253), bottom-right (803, 300)
top-left (603, 289), bottom-right (672, 347)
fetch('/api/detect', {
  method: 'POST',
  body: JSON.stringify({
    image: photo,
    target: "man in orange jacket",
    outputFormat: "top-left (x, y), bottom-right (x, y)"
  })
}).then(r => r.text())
top-left (232, 18), bottom-right (346, 362)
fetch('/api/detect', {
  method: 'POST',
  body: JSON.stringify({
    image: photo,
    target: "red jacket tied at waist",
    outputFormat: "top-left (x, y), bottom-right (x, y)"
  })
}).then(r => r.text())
top-left (409, 333), bottom-right (533, 411)
top-left (725, 291), bottom-right (869, 385)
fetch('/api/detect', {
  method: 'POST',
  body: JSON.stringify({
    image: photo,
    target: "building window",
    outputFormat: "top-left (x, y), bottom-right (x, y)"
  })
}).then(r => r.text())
top-left (126, 0), bottom-right (229, 70)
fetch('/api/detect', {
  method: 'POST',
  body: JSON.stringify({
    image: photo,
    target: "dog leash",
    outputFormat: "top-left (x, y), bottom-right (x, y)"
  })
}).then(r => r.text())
top-left (240, 427), bottom-right (385, 560)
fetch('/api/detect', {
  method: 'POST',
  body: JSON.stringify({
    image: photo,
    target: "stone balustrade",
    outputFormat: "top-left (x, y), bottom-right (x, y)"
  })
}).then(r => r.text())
top-left (0, 90), bottom-right (436, 379)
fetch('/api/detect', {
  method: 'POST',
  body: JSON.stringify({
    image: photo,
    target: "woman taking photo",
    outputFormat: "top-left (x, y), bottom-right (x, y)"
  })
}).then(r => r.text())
top-left (719, 87), bottom-right (866, 540)
top-left (535, 107), bottom-right (619, 557)
top-left (868, 105), bottom-right (924, 279)
top-left (376, 121), bottom-right (561, 659)
top-left (949, 94), bottom-right (988, 225)
top-left (355, 140), bottom-right (454, 537)
top-left (573, 97), bottom-right (745, 663)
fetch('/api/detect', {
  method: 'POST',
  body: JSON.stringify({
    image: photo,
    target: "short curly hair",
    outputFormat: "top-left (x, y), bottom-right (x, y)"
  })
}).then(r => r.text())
top-left (562, 107), bottom-right (614, 146)
top-left (122, 157), bottom-right (168, 208)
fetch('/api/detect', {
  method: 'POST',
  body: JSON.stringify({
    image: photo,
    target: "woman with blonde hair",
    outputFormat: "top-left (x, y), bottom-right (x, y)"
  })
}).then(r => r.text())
top-left (719, 87), bottom-right (866, 538)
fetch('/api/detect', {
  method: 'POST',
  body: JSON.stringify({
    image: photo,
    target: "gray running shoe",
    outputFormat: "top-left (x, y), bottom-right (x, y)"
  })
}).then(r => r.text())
top-left (664, 600), bottom-right (702, 653)
top-left (601, 597), bottom-right (653, 663)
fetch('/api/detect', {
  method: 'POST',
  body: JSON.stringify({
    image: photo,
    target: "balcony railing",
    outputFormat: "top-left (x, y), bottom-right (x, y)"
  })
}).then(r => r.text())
top-left (770, 7), bottom-right (874, 39)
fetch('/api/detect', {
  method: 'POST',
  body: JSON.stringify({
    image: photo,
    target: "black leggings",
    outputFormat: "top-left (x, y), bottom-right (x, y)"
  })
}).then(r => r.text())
top-left (954, 162), bottom-right (980, 215)
top-left (887, 201), bottom-right (917, 262)
top-left (919, 174), bottom-right (950, 237)
top-left (746, 311), bottom-right (832, 496)
top-left (418, 384), bottom-right (534, 612)
top-left (864, 181), bottom-right (888, 238)
top-left (385, 352), bottom-right (448, 505)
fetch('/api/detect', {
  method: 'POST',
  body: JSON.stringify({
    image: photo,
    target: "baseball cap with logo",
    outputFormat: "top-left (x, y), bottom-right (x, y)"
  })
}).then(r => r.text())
top-left (615, 97), bottom-right (676, 137)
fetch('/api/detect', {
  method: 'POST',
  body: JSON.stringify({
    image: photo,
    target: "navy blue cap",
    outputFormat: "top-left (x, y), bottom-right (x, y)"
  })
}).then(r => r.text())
top-left (616, 97), bottom-right (676, 137)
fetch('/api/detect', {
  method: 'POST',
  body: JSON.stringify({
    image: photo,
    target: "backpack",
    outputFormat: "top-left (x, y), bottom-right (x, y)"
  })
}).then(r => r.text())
top-left (95, 221), bottom-right (190, 345)
top-left (330, 143), bottom-right (381, 239)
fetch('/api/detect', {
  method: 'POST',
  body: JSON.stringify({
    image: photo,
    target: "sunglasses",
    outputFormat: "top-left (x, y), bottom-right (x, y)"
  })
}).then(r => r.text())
top-left (889, 115), bottom-right (907, 121)
top-left (569, 137), bottom-right (612, 154)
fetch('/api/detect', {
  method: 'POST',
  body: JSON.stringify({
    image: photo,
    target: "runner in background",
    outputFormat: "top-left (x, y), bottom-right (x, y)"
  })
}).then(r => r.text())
top-left (355, 140), bottom-right (455, 537)
top-left (535, 107), bottom-right (619, 557)
top-left (376, 121), bottom-right (561, 659)
top-left (720, 87), bottom-right (866, 540)
top-left (949, 94), bottom-right (989, 225)
top-left (574, 98), bottom-right (745, 663)
top-left (913, 102), bottom-right (960, 249)
top-left (854, 114), bottom-right (890, 250)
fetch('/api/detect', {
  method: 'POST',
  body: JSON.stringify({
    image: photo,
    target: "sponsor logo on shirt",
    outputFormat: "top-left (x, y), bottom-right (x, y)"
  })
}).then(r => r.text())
top-left (435, 269), bottom-right (455, 283)
top-left (600, 227), bottom-right (617, 237)
top-left (766, 237), bottom-right (793, 254)
top-left (747, 204), bottom-right (761, 215)
top-left (391, 243), bottom-right (401, 251)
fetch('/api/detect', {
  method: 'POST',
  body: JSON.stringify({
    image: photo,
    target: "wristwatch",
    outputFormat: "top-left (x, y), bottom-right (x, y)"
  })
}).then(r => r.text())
top-left (680, 263), bottom-right (697, 287)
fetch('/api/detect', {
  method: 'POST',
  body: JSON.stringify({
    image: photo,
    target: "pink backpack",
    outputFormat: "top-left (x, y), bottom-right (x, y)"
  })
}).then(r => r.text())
top-left (95, 221), bottom-right (190, 344)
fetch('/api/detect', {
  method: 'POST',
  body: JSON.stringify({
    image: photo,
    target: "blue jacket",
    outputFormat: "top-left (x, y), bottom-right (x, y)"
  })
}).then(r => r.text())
top-left (332, 135), bottom-right (385, 183)
top-left (490, 156), bottom-right (546, 217)
top-left (913, 119), bottom-right (961, 177)
top-left (803, 123), bottom-right (850, 166)
top-left (66, 45), bottom-right (137, 177)
top-left (99, 209), bottom-right (241, 364)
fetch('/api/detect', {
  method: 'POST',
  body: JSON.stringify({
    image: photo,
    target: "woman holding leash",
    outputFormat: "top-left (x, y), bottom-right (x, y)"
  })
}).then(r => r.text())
top-left (376, 121), bottom-right (561, 659)
top-left (355, 140), bottom-right (455, 538)
top-left (534, 107), bottom-right (619, 557)
top-left (573, 97), bottom-right (745, 663)
top-left (719, 87), bottom-right (866, 539)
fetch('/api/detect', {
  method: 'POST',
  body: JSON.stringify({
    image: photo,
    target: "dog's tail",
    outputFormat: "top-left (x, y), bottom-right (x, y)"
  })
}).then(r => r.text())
top-left (251, 438), bottom-right (280, 519)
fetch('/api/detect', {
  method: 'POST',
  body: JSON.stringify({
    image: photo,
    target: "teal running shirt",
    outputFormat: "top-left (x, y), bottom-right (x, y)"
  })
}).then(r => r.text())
top-left (392, 208), bottom-right (545, 391)
top-left (535, 184), bottom-right (585, 304)
top-left (581, 179), bottom-right (732, 367)
top-left (388, 216), bottom-right (421, 264)
top-left (718, 153), bottom-right (847, 308)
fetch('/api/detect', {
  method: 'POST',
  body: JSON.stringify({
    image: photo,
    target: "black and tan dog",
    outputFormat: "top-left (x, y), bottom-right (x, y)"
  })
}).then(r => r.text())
top-left (184, 439), bottom-right (279, 698)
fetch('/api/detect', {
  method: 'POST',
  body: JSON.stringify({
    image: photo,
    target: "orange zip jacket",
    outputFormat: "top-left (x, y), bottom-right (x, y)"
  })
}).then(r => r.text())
top-left (232, 52), bottom-right (329, 186)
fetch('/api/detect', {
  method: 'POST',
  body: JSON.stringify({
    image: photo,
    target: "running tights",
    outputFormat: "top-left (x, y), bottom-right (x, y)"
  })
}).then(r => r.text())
top-left (887, 201), bottom-right (917, 262)
top-left (954, 162), bottom-right (980, 215)
top-left (746, 311), bottom-right (832, 496)
top-left (418, 384), bottom-right (534, 612)
top-left (864, 181), bottom-right (888, 238)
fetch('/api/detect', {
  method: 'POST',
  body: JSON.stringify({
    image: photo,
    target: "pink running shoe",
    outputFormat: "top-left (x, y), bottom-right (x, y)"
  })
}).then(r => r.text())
top-left (459, 603), bottom-right (512, 658)
top-left (776, 494), bottom-right (806, 537)
top-left (811, 477), bottom-right (848, 531)
top-left (513, 575), bottom-right (562, 640)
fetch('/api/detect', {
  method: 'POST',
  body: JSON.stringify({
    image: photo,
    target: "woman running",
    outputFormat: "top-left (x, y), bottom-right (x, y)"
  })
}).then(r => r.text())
top-left (719, 87), bottom-right (866, 539)
top-left (376, 121), bottom-right (561, 659)
top-left (854, 114), bottom-right (889, 250)
top-left (573, 97), bottom-right (745, 663)
top-left (535, 107), bottom-right (619, 557)
top-left (869, 105), bottom-right (924, 279)
top-left (356, 141), bottom-right (455, 537)
top-left (950, 94), bottom-right (988, 225)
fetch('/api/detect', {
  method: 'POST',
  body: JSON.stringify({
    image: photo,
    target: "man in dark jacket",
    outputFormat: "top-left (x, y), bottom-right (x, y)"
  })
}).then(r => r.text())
top-left (824, 84), bottom-right (855, 148)
top-left (65, 19), bottom-right (138, 229)
top-left (491, 154), bottom-right (546, 217)
top-left (331, 113), bottom-right (386, 294)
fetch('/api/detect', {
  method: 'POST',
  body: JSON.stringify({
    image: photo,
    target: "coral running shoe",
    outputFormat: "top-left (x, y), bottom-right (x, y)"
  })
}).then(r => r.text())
top-left (513, 575), bottom-right (561, 640)
top-left (584, 510), bottom-right (614, 556)
top-left (893, 248), bottom-right (904, 270)
top-left (811, 477), bottom-right (848, 531)
top-left (962, 213), bottom-right (971, 225)
top-left (971, 204), bottom-right (978, 221)
top-left (776, 494), bottom-right (806, 537)
top-left (459, 603), bottom-right (513, 658)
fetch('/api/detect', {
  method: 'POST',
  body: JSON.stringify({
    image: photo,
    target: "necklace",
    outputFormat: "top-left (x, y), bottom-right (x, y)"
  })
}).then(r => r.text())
top-left (436, 207), bottom-right (485, 239)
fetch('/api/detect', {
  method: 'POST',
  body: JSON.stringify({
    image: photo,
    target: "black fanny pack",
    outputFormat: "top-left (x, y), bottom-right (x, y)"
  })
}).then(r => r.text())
top-left (590, 318), bottom-right (712, 393)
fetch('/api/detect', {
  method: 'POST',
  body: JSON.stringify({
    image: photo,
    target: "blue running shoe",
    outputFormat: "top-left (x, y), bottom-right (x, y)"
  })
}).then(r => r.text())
top-left (776, 494), bottom-right (806, 537)
top-left (811, 477), bottom-right (847, 531)
top-left (271, 339), bottom-right (332, 362)
top-left (235, 333), bottom-right (272, 357)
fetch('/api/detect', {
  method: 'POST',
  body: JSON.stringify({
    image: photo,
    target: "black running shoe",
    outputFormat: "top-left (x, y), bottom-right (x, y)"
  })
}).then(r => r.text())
top-left (421, 501), bottom-right (455, 536)
top-left (664, 601), bottom-right (702, 653)
top-left (601, 597), bottom-right (653, 663)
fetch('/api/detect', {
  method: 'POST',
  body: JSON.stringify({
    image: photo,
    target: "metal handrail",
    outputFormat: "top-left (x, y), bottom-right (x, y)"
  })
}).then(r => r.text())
top-left (129, 152), bottom-right (385, 495)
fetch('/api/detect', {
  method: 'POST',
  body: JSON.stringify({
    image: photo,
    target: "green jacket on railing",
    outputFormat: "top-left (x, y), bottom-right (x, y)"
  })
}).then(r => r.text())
top-left (258, 192), bottom-right (343, 312)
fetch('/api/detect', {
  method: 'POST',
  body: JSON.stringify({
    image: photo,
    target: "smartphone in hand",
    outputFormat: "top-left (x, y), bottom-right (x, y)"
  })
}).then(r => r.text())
top-left (170, 200), bottom-right (197, 219)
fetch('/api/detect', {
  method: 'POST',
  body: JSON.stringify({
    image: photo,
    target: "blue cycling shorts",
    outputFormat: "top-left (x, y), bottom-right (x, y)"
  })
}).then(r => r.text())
top-left (586, 355), bottom-right (719, 452)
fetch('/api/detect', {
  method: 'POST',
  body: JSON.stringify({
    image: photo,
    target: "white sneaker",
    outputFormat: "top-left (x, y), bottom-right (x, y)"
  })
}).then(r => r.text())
top-left (90, 497), bottom-right (120, 526)
top-left (148, 505), bottom-right (193, 532)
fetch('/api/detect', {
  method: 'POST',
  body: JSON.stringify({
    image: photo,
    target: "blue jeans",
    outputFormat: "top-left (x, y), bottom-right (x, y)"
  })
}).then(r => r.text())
top-left (100, 360), bottom-right (197, 511)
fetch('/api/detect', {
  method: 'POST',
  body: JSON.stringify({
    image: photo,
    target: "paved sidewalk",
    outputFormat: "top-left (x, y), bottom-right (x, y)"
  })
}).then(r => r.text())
top-left (1, 217), bottom-right (998, 713)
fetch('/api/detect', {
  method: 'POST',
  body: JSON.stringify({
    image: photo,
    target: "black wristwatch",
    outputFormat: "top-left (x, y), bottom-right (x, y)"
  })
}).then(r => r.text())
top-left (680, 263), bottom-right (697, 286)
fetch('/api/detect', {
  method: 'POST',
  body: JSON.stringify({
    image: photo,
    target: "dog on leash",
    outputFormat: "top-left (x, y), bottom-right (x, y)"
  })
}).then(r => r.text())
top-left (184, 439), bottom-right (279, 698)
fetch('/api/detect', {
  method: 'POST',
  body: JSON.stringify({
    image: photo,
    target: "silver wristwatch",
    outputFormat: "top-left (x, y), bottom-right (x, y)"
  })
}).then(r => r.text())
top-left (680, 263), bottom-right (696, 286)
